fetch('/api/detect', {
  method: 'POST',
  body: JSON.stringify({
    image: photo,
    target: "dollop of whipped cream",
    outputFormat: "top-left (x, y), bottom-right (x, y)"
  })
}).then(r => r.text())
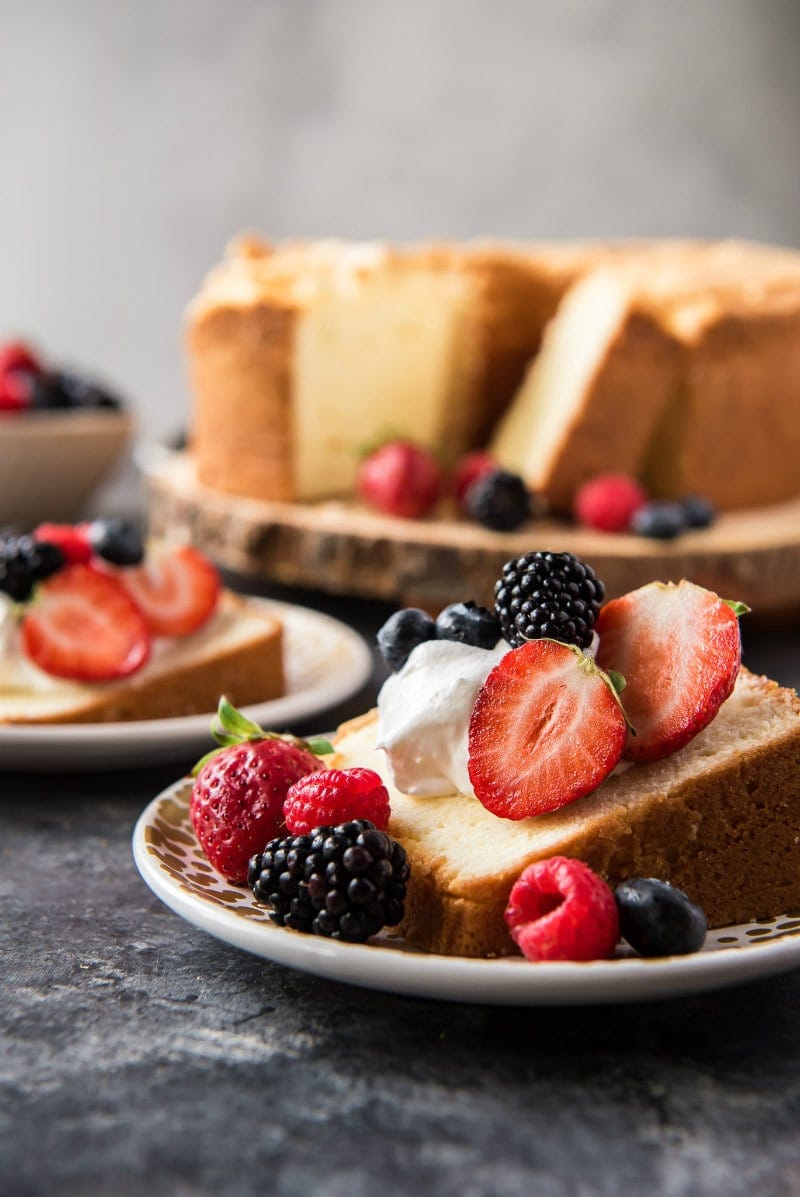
top-left (377, 638), bottom-right (509, 797)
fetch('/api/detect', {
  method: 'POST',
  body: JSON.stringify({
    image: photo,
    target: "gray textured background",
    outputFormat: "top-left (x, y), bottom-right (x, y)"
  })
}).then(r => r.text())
top-left (1, 0), bottom-right (799, 443)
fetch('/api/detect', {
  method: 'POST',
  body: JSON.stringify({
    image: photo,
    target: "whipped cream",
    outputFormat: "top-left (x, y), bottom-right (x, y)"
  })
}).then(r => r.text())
top-left (377, 638), bottom-right (508, 797)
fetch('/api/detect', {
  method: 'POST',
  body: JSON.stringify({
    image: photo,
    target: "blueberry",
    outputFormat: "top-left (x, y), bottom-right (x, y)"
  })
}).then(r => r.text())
top-left (87, 519), bottom-right (145, 566)
top-left (630, 500), bottom-right (688, 540)
top-left (615, 877), bottom-right (708, 957)
top-left (682, 494), bottom-right (716, 529)
top-left (50, 370), bottom-right (122, 411)
top-left (377, 607), bottom-right (437, 672)
top-left (465, 469), bottom-right (531, 532)
top-left (436, 600), bottom-right (500, 650)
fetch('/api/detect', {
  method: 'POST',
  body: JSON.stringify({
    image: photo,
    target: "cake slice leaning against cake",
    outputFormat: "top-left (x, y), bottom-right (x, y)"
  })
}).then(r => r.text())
top-left (332, 671), bottom-right (800, 957)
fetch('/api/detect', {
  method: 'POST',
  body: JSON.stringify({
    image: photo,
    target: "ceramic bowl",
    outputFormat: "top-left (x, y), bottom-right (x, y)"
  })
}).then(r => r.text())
top-left (0, 408), bottom-right (134, 528)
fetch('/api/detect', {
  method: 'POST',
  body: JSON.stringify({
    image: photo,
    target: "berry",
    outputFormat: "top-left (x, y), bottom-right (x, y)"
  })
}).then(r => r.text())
top-left (358, 440), bottom-right (442, 519)
top-left (248, 819), bottom-right (409, 942)
top-left (47, 370), bottom-right (122, 410)
top-left (33, 523), bottom-right (94, 565)
top-left (505, 857), bottom-right (620, 962)
top-left (119, 545), bottom-right (220, 636)
top-left (453, 451), bottom-right (496, 510)
top-left (190, 698), bottom-right (327, 883)
top-left (0, 370), bottom-right (32, 412)
top-left (468, 639), bottom-right (627, 819)
top-left (630, 500), bottom-right (688, 539)
top-left (573, 473), bottom-right (648, 533)
top-left (464, 468), bottom-right (531, 531)
top-left (0, 341), bottom-right (42, 377)
top-left (0, 535), bottom-right (66, 602)
top-left (615, 878), bottom-right (707, 957)
top-left (435, 600), bottom-right (500, 650)
top-left (682, 494), bottom-right (716, 529)
top-left (21, 563), bottom-right (151, 680)
top-left (284, 767), bottom-right (390, 835)
top-left (377, 607), bottom-right (437, 672)
top-left (494, 550), bottom-right (604, 650)
top-left (595, 580), bottom-right (743, 762)
top-left (86, 518), bottom-right (145, 566)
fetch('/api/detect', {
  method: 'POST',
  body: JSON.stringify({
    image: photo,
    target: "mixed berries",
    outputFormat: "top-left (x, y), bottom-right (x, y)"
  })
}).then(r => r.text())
top-left (189, 700), bottom-right (408, 943)
top-left (355, 438), bottom-right (716, 541)
top-left (505, 858), bottom-right (708, 962)
top-left (0, 339), bottom-right (123, 415)
top-left (0, 521), bottom-right (222, 682)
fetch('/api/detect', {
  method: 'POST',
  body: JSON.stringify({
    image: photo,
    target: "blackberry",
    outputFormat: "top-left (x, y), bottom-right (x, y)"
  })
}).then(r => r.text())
top-left (248, 819), bottom-right (410, 943)
top-left (377, 607), bottom-right (437, 672)
top-left (615, 878), bottom-right (707, 957)
top-left (436, 600), bottom-right (500, 650)
top-left (0, 534), bottom-right (66, 602)
top-left (494, 550), bottom-right (604, 650)
top-left (465, 469), bottom-right (531, 532)
top-left (49, 370), bottom-right (122, 410)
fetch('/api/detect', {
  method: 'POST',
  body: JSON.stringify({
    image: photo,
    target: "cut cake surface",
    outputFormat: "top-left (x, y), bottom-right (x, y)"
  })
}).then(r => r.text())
top-left (333, 670), bottom-right (800, 957)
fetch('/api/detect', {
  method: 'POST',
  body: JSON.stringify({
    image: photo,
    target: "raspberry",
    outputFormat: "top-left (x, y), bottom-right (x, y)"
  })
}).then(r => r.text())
top-left (453, 451), bottom-right (496, 510)
top-left (0, 341), bottom-right (42, 378)
top-left (504, 856), bottom-right (620, 961)
top-left (284, 767), bottom-right (391, 835)
top-left (34, 523), bottom-right (94, 565)
top-left (0, 370), bottom-right (32, 412)
top-left (358, 440), bottom-right (442, 519)
top-left (573, 473), bottom-right (648, 533)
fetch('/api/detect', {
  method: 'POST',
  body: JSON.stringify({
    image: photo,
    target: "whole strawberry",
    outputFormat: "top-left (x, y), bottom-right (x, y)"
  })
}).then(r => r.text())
top-left (190, 698), bottom-right (331, 883)
top-left (358, 439), bottom-right (442, 519)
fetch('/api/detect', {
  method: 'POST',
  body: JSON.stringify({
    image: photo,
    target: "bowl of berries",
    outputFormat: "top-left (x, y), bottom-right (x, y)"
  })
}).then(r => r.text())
top-left (0, 340), bottom-right (133, 526)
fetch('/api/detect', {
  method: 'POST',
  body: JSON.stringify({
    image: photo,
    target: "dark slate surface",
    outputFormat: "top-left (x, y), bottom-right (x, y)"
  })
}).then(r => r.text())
top-left (3, 589), bottom-right (800, 1197)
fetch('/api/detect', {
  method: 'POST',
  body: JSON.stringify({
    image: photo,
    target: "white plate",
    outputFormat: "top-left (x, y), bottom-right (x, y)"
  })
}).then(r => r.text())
top-left (0, 600), bottom-right (372, 771)
top-left (133, 779), bottom-right (800, 1007)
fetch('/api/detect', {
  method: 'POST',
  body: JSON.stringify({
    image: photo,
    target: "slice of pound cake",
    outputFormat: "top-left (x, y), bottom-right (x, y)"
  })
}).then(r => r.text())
top-left (333, 557), bottom-right (800, 957)
top-left (0, 521), bottom-right (283, 724)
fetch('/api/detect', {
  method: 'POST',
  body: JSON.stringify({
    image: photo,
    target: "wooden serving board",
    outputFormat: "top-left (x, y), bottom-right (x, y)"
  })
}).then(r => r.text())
top-left (144, 450), bottom-right (800, 619)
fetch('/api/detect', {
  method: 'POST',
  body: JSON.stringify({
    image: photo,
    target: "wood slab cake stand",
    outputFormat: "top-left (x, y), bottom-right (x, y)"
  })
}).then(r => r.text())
top-left (144, 451), bottom-right (800, 620)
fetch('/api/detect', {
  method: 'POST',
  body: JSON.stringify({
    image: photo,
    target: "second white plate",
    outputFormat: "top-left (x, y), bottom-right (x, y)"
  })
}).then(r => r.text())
top-left (133, 778), bottom-right (800, 1007)
top-left (0, 599), bottom-right (373, 771)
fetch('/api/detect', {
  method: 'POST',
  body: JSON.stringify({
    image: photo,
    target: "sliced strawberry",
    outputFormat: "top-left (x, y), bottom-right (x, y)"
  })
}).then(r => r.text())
top-left (119, 545), bottom-right (220, 637)
top-left (594, 580), bottom-right (742, 763)
top-left (22, 563), bottom-right (151, 680)
top-left (467, 639), bottom-right (627, 820)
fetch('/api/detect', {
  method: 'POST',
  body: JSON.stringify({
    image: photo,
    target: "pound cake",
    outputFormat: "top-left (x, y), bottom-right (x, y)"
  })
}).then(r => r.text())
top-left (0, 521), bottom-right (283, 724)
top-left (333, 672), bottom-right (800, 956)
top-left (327, 555), bottom-right (800, 957)
top-left (186, 234), bottom-right (800, 518)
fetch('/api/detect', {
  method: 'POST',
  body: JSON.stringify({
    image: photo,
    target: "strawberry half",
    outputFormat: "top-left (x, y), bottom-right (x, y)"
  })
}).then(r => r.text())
top-left (467, 640), bottom-right (628, 820)
top-left (119, 545), bottom-right (220, 637)
top-left (22, 563), bottom-right (151, 680)
top-left (594, 580), bottom-right (743, 763)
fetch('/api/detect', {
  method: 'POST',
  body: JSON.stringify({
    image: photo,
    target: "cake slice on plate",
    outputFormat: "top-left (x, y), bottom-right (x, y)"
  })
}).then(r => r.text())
top-left (0, 521), bottom-right (283, 724)
top-left (333, 561), bottom-right (800, 957)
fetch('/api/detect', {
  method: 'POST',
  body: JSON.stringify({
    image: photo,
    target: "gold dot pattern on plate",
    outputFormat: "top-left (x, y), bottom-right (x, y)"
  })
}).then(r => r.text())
top-left (144, 783), bottom-right (273, 924)
top-left (145, 787), bottom-right (800, 951)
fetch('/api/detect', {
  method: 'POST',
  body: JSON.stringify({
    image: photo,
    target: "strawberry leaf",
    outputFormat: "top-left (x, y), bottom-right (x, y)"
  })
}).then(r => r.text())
top-left (605, 669), bottom-right (627, 695)
top-left (306, 737), bottom-right (334, 756)
top-left (723, 599), bottom-right (751, 618)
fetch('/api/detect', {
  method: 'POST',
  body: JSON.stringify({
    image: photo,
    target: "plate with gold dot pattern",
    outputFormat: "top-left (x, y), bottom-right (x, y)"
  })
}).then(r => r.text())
top-left (133, 779), bottom-right (800, 1006)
